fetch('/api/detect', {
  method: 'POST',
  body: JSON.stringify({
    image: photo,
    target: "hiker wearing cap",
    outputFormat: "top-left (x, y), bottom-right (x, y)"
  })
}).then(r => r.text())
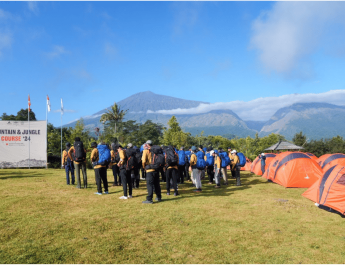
top-left (230, 150), bottom-right (241, 186)
top-left (205, 147), bottom-right (214, 184)
top-left (190, 146), bottom-right (203, 192)
top-left (142, 141), bottom-right (162, 204)
top-left (110, 143), bottom-right (121, 186)
top-left (117, 145), bottom-right (132, 199)
top-left (259, 153), bottom-right (266, 175)
top-left (212, 150), bottom-right (221, 188)
top-left (228, 147), bottom-right (236, 179)
top-left (68, 137), bottom-right (88, 189)
top-left (91, 142), bottom-right (109, 195)
top-left (62, 142), bottom-right (75, 185)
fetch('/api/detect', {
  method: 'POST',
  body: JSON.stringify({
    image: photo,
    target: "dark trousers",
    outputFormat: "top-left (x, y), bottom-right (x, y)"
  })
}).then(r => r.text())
top-left (166, 168), bottom-right (178, 193)
top-left (65, 164), bottom-right (75, 185)
top-left (146, 171), bottom-right (161, 201)
top-left (120, 169), bottom-right (132, 197)
top-left (75, 162), bottom-right (87, 188)
top-left (261, 164), bottom-right (265, 175)
top-left (207, 166), bottom-right (214, 183)
top-left (141, 167), bottom-right (146, 179)
top-left (158, 167), bottom-right (165, 182)
top-left (131, 168), bottom-right (140, 188)
top-left (112, 164), bottom-right (120, 185)
top-left (178, 165), bottom-right (186, 184)
top-left (185, 163), bottom-right (190, 180)
top-left (95, 167), bottom-right (108, 193)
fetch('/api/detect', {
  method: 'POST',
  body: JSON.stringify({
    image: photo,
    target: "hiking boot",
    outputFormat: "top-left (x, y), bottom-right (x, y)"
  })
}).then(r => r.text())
top-left (94, 192), bottom-right (102, 195)
top-left (104, 191), bottom-right (109, 194)
top-left (194, 189), bottom-right (202, 192)
top-left (215, 185), bottom-right (221, 188)
top-left (142, 200), bottom-right (153, 204)
top-left (119, 196), bottom-right (128, 200)
top-left (174, 192), bottom-right (179, 196)
top-left (128, 195), bottom-right (133, 198)
top-left (155, 197), bottom-right (162, 202)
top-left (208, 182), bottom-right (212, 185)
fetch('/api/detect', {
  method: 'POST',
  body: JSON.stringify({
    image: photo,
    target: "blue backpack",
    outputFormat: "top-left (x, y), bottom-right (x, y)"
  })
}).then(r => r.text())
top-left (237, 152), bottom-right (246, 167)
top-left (140, 144), bottom-right (145, 153)
top-left (97, 144), bottom-right (111, 166)
top-left (178, 150), bottom-right (186, 166)
top-left (219, 152), bottom-right (230, 168)
top-left (195, 151), bottom-right (206, 170)
top-left (205, 152), bottom-right (214, 167)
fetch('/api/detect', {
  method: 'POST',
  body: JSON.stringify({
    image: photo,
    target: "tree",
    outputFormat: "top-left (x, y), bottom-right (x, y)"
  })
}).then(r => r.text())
top-left (293, 131), bottom-right (307, 147)
top-left (1, 108), bottom-right (36, 121)
top-left (100, 103), bottom-right (128, 137)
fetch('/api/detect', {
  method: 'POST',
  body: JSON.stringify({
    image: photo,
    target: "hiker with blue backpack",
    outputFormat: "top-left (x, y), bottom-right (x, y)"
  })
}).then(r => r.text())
top-left (190, 146), bottom-right (206, 192)
top-left (212, 150), bottom-right (222, 188)
top-left (218, 149), bottom-right (230, 185)
top-left (205, 147), bottom-right (214, 184)
top-left (91, 142), bottom-right (110, 195)
top-left (177, 146), bottom-right (186, 184)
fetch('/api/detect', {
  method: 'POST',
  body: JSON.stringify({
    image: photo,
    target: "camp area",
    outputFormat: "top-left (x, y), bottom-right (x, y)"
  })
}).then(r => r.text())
top-left (1, 168), bottom-right (345, 264)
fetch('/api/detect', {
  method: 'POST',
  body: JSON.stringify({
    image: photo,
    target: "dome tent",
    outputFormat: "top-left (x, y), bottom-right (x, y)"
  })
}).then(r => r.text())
top-left (262, 152), bottom-right (322, 188)
top-left (319, 153), bottom-right (345, 172)
top-left (303, 164), bottom-right (345, 215)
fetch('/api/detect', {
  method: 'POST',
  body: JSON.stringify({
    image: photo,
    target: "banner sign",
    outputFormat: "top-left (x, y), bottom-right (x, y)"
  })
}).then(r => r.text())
top-left (0, 120), bottom-right (47, 168)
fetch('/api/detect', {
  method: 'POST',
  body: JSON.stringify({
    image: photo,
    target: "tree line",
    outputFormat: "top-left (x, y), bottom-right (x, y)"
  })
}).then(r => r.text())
top-left (2, 105), bottom-right (345, 168)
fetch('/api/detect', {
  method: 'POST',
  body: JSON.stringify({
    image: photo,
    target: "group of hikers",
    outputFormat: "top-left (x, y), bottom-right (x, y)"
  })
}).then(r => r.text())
top-left (62, 137), bottom-right (245, 204)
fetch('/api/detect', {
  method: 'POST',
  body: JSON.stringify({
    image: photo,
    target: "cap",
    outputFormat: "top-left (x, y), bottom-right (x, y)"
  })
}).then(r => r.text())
top-left (146, 140), bottom-right (152, 145)
top-left (191, 146), bottom-right (197, 151)
top-left (210, 150), bottom-right (215, 156)
top-left (91, 142), bottom-right (97, 148)
top-left (65, 142), bottom-right (71, 147)
top-left (228, 147), bottom-right (232, 150)
top-left (199, 145), bottom-right (203, 149)
top-left (231, 149), bottom-right (237, 154)
top-left (127, 143), bottom-right (133, 148)
top-left (261, 153), bottom-right (265, 156)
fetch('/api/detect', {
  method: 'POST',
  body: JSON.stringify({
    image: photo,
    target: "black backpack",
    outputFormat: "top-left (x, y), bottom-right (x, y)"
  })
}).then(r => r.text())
top-left (165, 146), bottom-right (178, 167)
top-left (145, 145), bottom-right (165, 170)
top-left (73, 141), bottom-right (85, 162)
top-left (126, 148), bottom-right (138, 170)
top-left (135, 149), bottom-right (142, 166)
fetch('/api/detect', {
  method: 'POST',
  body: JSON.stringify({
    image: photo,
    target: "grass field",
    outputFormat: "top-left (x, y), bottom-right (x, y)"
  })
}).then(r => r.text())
top-left (1, 168), bottom-right (345, 264)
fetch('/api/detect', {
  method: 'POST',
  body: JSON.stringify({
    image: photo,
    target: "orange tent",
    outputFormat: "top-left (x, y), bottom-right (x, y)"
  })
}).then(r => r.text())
top-left (251, 153), bottom-right (277, 176)
top-left (262, 151), bottom-right (322, 188)
top-left (319, 153), bottom-right (345, 172)
top-left (303, 164), bottom-right (345, 215)
top-left (317, 154), bottom-right (334, 167)
top-left (305, 152), bottom-right (318, 160)
top-left (241, 161), bottom-right (252, 171)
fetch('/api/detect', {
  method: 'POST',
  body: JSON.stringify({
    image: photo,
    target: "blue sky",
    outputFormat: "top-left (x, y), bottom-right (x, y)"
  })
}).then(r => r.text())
top-left (1, 1), bottom-right (345, 126)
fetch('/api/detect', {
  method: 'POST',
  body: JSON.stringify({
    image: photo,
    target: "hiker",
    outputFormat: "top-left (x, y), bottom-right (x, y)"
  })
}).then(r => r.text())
top-left (158, 144), bottom-right (166, 182)
top-left (228, 147), bottom-right (236, 179)
top-left (190, 146), bottom-right (204, 192)
top-left (142, 141), bottom-right (162, 204)
top-left (199, 145), bottom-right (206, 180)
top-left (110, 143), bottom-right (121, 186)
top-left (184, 150), bottom-right (190, 181)
top-left (68, 137), bottom-right (87, 189)
top-left (212, 150), bottom-right (221, 188)
top-left (117, 145), bottom-right (132, 199)
top-left (62, 142), bottom-right (75, 185)
top-left (177, 146), bottom-right (186, 184)
top-left (140, 143), bottom-right (147, 180)
top-left (134, 147), bottom-right (142, 188)
top-left (205, 147), bottom-right (214, 184)
top-left (91, 142), bottom-right (109, 195)
top-left (126, 143), bottom-right (139, 189)
top-left (165, 145), bottom-right (179, 196)
top-left (189, 147), bottom-right (194, 184)
top-left (259, 153), bottom-right (266, 174)
top-left (230, 150), bottom-right (241, 186)
top-left (219, 148), bottom-right (229, 185)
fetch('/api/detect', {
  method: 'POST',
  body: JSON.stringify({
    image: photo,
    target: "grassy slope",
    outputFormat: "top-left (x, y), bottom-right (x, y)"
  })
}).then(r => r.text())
top-left (1, 169), bottom-right (345, 264)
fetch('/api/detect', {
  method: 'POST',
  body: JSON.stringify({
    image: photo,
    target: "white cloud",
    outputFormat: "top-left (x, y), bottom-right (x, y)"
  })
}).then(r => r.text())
top-left (171, 2), bottom-right (202, 37)
top-left (250, 2), bottom-right (345, 78)
top-left (0, 31), bottom-right (12, 57)
top-left (45, 45), bottom-right (68, 59)
top-left (27, 1), bottom-right (39, 15)
top-left (53, 109), bottom-right (77, 114)
top-left (149, 90), bottom-right (345, 121)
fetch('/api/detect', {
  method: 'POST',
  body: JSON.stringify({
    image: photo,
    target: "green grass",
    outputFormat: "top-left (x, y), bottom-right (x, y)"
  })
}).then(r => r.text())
top-left (1, 169), bottom-right (345, 264)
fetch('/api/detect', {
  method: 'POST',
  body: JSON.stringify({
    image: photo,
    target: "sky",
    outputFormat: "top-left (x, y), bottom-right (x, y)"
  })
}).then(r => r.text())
top-left (1, 1), bottom-right (345, 126)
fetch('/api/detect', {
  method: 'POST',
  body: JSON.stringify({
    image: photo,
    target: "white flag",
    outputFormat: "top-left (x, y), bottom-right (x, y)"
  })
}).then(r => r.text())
top-left (61, 98), bottom-right (64, 115)
top-left (47, 95), bottom-right (51, 112)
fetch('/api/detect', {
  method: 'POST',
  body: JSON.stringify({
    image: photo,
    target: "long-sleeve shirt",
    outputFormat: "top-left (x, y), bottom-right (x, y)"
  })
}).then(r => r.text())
top-left (90, 148), bottom-right (105, 169)
top-left (214, 155), bottom-right (221, 169)
top-left (190, 153), bottom-right (197, 168)
top-left (62, 150), bottom-right (69, 165)
top-left (230, 154), bottom-right (239, 170)
top-left (142, 149), bottom-right (155, 173)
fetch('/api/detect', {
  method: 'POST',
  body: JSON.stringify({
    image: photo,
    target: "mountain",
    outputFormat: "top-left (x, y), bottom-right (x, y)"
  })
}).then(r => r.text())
top-left (64, 91), bottom-right (256, 138)
top-left (259, 102), bottom-right (345, 140)
top-left (245, 120), bottom-right (267, 132)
